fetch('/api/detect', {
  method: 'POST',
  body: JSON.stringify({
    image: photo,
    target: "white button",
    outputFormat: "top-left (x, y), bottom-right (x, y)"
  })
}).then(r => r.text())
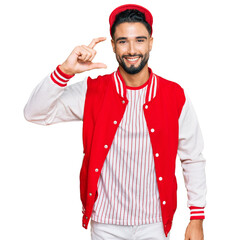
top-left (83, 224), bottom-right (86, 226)
top-left (163, 201), bottom-right (166, 205)
top-left (155, 153), bottom-right (159, 157)
top-left (122, 100), bottom-right (125, 104)
top-left (113, 121), bottom-right (117, 124)
top-left (95, 168), bottom-right (99, 172)
top-left (151, 128), bottom-right (155, 132)
top-left (89, 193), bottom-right (92, 196)
top-left (145, 105), bottom-right (148, 109)
top-left (85, 216), bottom-right (88, 219)
top-left (159, 177), bottom-right (163, 181)
top-left (104, 145), bottom-right (108, 149)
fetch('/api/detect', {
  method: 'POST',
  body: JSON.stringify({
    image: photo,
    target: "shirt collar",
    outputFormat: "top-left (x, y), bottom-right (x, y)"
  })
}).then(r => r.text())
top-left (113, 67), bottom-right (158, 103)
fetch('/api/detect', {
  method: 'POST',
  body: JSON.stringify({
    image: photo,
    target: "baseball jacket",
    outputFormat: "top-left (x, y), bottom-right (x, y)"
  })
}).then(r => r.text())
top-left (24, 65), bottom-right (207, 237)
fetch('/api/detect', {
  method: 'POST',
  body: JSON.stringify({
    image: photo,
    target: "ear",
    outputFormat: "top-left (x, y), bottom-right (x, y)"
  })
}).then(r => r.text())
top-left (149, 36), bottom-right (154, 51)
top-left (111, 38), bottom-right (116, 53)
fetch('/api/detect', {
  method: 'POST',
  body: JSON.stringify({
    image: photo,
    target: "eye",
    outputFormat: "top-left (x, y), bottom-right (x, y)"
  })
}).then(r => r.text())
top-left (119, 40), bottom-right (126, 44)
top-left (137, 39), bottom-right (145, 43)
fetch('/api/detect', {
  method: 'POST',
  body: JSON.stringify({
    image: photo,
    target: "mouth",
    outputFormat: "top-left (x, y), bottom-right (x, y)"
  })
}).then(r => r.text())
top-left (124, 56), bottom-right (141, 65)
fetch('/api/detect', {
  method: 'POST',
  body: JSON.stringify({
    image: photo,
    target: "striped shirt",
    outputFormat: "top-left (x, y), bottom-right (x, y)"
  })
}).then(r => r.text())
top-left (91, 69), bottom-right (162, 225)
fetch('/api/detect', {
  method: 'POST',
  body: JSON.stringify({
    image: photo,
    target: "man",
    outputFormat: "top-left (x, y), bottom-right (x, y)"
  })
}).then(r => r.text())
top-left (24, 4), bottom-right (206, 240)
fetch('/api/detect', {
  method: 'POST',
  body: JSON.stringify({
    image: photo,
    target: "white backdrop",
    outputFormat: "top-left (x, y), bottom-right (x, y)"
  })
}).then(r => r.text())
top-left (0, 0), bottom-right (230, 239)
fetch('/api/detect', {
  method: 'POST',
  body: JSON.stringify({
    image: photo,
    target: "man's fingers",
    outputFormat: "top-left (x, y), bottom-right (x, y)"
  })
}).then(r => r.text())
top-left (88, 37), bottom-right (106, 49)
top-left (81, 45), bottom-right (96, 62)
top-left (78, 48), bottom-right (91, 62)
top-left (88, 62), bottom-right (107, 70)
top-left (74, 45), bottom-right (94, 62)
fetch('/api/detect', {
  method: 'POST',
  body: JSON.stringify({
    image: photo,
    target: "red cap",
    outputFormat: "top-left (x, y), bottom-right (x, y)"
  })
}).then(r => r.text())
top-left (109, 4), bottom-right (153, 37)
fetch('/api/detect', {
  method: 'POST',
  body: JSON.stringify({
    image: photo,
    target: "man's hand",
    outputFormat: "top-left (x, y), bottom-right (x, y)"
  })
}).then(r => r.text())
top-left (60, 37), bottom-right (107, 75)
top-left (184, 219), bottom-right (204, 240)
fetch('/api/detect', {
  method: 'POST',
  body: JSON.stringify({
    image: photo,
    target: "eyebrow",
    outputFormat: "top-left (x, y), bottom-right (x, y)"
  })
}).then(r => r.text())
top-left (115, 36), bottom-right (148, 42)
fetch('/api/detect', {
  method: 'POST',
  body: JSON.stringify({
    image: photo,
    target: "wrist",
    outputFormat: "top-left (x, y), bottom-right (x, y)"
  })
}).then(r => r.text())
top-left (59, 63), bottom-right (75, 76)
top-left (190, 219), bottom-right (204, 225)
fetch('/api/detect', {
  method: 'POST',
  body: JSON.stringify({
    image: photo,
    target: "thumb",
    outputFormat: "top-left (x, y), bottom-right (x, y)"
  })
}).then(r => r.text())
top-left (88, 62), bottom-right (107, 70)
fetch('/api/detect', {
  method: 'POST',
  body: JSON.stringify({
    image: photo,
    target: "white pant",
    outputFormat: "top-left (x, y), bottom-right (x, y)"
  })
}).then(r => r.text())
top-left (90, 220), bottom-right (170, 240)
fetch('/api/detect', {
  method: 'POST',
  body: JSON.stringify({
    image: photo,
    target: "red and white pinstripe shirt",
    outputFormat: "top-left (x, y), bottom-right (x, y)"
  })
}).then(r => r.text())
top-left (91, 71), bottom-right (162, 225)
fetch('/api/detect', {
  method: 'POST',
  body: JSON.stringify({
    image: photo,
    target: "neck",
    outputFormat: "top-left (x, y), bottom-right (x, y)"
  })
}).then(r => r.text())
top-left (118, 64), bottom-right (150, 87)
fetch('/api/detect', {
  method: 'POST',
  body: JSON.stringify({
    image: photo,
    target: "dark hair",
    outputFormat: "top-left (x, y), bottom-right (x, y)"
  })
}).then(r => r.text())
top-left (111, 9), bottom-right (152, 39)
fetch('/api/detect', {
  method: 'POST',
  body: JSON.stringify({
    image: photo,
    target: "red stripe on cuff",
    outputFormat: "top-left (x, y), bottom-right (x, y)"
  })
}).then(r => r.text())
top-left (50, 73), bottom-right (67, 87)
top-left (53, 70), bottom-right (69, 83)
top-left (56, 65), bottom-right (75, 79)
top-left (189, 206), bottom-right (204, 210)
top-left (189, 206), bottom-right (205, 220)
top-left (190, 215), bottom-right (205, 220)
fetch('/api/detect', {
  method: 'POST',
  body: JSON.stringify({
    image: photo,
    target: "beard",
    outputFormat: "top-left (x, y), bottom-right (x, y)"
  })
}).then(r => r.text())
top-left (116, 52), bottom-right (149, 74)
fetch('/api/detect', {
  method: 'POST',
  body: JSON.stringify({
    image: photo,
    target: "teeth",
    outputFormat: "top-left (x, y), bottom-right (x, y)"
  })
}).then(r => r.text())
top-left (126, 57), bottom-right (139, 62)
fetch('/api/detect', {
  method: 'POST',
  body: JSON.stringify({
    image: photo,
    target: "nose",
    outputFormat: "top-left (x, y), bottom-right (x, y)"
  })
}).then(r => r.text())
top-left (128, 42), bottom-right (136, 55)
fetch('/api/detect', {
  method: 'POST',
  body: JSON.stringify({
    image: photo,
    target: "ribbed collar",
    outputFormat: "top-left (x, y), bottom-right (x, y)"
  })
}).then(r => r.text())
top-left (113, 67), bottom-right (158, 103)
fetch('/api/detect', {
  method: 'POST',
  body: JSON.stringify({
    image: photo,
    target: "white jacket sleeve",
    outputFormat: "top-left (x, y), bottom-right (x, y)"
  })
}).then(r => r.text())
top-left (24, 67), bottom-right (88, 125)
top-left (177, 90), bottom-right (207, 220)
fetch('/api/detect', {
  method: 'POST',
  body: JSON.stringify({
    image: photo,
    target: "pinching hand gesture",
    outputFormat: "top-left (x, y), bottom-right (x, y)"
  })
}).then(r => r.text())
top-left (60, 37), bottom-right (107, 75)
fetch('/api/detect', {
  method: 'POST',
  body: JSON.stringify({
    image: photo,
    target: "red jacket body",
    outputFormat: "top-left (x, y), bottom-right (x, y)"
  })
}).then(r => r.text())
top-left (80, 70), bottom-right (185, 236)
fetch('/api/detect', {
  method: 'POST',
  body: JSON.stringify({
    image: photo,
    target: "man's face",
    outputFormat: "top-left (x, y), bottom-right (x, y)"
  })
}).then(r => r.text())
top-left (111, 22), bottom-right (153, 74)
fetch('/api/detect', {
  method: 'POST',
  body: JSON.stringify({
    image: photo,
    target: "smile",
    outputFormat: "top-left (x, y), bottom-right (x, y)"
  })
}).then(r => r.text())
top-left (124, 56), bottom-right (140, 64)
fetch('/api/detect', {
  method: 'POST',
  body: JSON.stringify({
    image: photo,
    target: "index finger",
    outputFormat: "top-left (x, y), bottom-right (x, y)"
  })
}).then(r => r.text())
top-left (88, 37), bottom-right (106, 49)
